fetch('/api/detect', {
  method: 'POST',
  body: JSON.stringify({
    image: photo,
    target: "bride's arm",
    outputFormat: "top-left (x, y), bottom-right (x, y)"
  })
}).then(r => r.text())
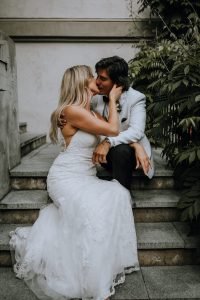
top-left (62, 85), bottom-right (122, 137)
top-left (63, 105), bottom-right (118, 136)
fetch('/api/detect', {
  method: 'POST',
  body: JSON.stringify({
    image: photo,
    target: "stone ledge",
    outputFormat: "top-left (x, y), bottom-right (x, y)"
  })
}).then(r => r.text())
top-left (1, 222), bottom-right (199, 251)
top-left (136, 222), bottom-right (185, 249)
top-left (0, 189), bottom-right (179, 210)
top-left (10, 144), bottom-right (173, 177)
top-left (134, 190), bottom-right (180, 208)
top-left (0, 190), bottom-right (180, 223)
top-left (20, 134), bottom-right (46, 157)
top-left (0, 18), bottom-right (159, 42)
top-left (0, 190), bottom-right (48, 209)
top-left (20, 132), bottom-right (46, 147)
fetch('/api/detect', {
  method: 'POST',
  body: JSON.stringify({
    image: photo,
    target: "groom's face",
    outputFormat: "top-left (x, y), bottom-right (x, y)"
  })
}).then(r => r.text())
top-left (96, 69), bottom-right (114, 96)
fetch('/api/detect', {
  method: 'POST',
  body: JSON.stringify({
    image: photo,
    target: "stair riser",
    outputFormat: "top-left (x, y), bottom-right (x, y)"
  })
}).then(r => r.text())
top-left (138, 249), bottom-right (199, 266)
top-left (134, 208), bottom-right (180, 222)
top-left (11, 177), bottom-right (174, 190)
top-left (0, 208), bottom-right (180, 224)
top-left (21, 136), bottom-right (46, 157)
top-left (11, 178), bottom-right (46, 190)
top-left (0, 210), bottom-right (39, 224)
top-left (131, 177), bottom-right (174, 189)
top-left (1, 249), bottom-right (198, 267)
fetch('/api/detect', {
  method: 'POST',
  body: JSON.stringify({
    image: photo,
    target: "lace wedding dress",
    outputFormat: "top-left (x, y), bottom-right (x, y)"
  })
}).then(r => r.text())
top-left (10, 130), bottom-right (139, 300)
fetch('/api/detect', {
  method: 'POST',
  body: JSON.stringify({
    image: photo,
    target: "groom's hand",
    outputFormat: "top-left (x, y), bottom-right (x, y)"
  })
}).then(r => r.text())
top-left (92, 140), bottom-right (110, 165)
top-left (57, 113), bottom-right (67, 129)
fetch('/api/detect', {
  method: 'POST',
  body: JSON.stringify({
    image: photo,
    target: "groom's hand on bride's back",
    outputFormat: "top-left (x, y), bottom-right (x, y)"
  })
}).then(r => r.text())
top-left (57, 113), bottom-right (67, 129)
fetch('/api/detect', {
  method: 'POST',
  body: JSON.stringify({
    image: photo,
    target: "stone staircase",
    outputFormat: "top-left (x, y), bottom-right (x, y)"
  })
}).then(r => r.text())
top-left (19, 123), bottom-right (46, 157)
top-left (0, 122), bottom-right (200, 299)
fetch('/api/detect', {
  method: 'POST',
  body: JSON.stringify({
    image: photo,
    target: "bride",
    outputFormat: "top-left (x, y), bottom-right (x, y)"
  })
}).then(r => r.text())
top-left (10, 65), bottom-right (139, 300)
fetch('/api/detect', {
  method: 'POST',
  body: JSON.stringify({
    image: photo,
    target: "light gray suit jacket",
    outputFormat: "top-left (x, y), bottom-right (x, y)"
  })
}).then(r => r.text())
top-left (91, 87), bottom-right (154, 178)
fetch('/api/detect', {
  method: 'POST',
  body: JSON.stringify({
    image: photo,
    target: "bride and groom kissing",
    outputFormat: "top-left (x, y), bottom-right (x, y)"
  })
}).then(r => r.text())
top-left (10, 56), bottom-right (154, 300)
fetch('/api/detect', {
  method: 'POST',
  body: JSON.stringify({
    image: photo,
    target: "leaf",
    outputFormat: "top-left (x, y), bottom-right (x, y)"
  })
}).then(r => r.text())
top-left (193, 200), bottom-right (200, 217)
top-left (184, 65), bottom-right (190, 75)
top-left (176, 152), bottom-right (189, 164)
top-left (171, 80), bottom-right (182, 92)
top-left (182, 79), bottom-right (189, 87)
top-left (197, 149), bottom-right (200, 160)
top-left (189, 151), bottom-right (196, 164)
top-left (188, 206), bottom-right (194, 220)
top-left (195, 95), bottom-right (200, 102)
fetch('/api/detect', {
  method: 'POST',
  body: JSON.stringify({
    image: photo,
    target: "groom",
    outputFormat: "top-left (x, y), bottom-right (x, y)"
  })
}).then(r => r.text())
top-left (59, 56), bottom-right (154, 190)
top-left (91, 56), bottom-right (154, 190)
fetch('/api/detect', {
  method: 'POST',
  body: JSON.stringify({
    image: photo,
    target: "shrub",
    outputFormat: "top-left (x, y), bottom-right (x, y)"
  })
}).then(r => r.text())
top-left (128, 0), bottom-right (200, 223)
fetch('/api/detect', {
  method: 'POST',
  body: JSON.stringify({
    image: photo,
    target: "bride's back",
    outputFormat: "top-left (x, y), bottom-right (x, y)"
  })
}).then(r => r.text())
top-left (61, 122), bottom-right (77, 147)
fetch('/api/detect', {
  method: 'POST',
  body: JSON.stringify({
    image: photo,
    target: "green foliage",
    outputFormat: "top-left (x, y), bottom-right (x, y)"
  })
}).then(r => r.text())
top-left (138, 0), bottom-right (200, 38)
top-left (128, 0), bottom-right (200, 222)
top-left (175, 162), bottom-right (200, 221)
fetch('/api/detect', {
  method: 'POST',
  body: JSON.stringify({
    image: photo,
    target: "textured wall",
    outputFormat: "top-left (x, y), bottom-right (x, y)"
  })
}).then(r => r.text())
top-left (0, 0), bottom-right (150, 18)
top-left (16, 43), bottom-right (139, 137)
top-left (0, 31), bottom-right (20, 199)
top-left (0, 0), bottom-right (150, 138)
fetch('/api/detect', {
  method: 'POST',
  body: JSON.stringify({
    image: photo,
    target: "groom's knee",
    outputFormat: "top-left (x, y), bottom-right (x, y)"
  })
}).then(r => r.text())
top-left (110, 144), bottom-right (135, 165)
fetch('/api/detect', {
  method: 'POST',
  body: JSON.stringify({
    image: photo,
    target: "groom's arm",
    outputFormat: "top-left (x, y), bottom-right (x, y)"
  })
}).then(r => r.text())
top-left (92, 95), bottom-right (146, 165)
top-left (107, 96), bottom-right (146, 147)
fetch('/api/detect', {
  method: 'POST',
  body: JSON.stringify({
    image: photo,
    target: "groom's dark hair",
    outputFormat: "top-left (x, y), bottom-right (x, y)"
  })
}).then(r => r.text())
top-left (95, 56), bottom-right (130, 91)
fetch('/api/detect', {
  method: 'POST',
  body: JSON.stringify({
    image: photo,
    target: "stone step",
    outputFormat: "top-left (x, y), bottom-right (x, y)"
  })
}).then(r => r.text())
top-left (19, 122), bottom-right (27, 134)
top-left (134, 189), bottom-right (180, 222)
top-left (20, 132), bottom-right (46, 157)
top-left (0, 190), bottom-right (180, 223)
top-left (1, 265), bottom-right (200, 300)
top-left (0, 222), bottom-right (199, 267)
top-left (10, 145), bottom-right (174, 190)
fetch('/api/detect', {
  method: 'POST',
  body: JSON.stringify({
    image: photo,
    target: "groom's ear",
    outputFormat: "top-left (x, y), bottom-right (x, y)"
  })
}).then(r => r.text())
top-left (116, 83), bottom-right (123, 88)
top-left (116, 82), bottom-right (125, 91)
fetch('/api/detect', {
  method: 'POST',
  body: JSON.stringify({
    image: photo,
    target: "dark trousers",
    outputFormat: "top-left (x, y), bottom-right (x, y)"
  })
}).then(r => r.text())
top-left (101, 144), bottom-right (136, 190)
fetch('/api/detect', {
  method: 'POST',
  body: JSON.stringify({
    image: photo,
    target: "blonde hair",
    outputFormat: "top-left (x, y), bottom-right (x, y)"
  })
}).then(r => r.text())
top-left (49, 65), bottom-right (93, 144)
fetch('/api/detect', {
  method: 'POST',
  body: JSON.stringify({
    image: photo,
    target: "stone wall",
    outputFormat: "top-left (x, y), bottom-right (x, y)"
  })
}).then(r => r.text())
top-left (0, 0), bottom-right (154, 139)
top-left (0, 31), bottom-right (20, 199)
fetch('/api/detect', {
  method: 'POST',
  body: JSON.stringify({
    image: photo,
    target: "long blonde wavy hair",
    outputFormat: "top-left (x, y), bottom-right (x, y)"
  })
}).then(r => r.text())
top-left (49, 65), bottom-right (93, 144)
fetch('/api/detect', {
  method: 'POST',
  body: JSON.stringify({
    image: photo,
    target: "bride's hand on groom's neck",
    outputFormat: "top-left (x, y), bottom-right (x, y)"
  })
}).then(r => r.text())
top-left (57, 113), bottom-right (67, 129)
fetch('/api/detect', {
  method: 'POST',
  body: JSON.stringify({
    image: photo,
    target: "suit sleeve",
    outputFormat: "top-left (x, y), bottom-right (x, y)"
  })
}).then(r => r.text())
top-left (108, 96), bottom-right (146, 147)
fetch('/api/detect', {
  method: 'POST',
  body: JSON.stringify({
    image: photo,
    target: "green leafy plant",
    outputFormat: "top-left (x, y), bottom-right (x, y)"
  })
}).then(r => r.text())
top-left (128, 0), bottom-right (200, 224)
top-left (138, 0), bottom-right (200, 38)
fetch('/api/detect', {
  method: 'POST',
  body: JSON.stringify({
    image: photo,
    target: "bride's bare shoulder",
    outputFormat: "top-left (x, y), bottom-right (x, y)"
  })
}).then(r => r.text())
top-left (62, 105), bottom-right (86, 117)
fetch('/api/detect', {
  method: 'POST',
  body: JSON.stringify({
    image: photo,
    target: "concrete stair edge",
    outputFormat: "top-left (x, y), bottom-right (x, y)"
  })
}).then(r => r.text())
top-left (10, 144), bottom-right (174, 178)
top-left (0, 222), bottom-right (199, 251)
top-left (20, 132), bottom-right (46, 147)
top-left (0, 189), bottom-right (180, 210)
top-left (2, 266), bottom-right (200, 300)
top-left (20, 132), bottom-right (46, 157)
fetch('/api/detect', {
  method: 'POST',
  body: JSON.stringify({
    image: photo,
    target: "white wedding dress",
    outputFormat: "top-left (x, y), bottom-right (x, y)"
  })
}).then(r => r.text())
top-left (10, 130), bottom-right (139, 300)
